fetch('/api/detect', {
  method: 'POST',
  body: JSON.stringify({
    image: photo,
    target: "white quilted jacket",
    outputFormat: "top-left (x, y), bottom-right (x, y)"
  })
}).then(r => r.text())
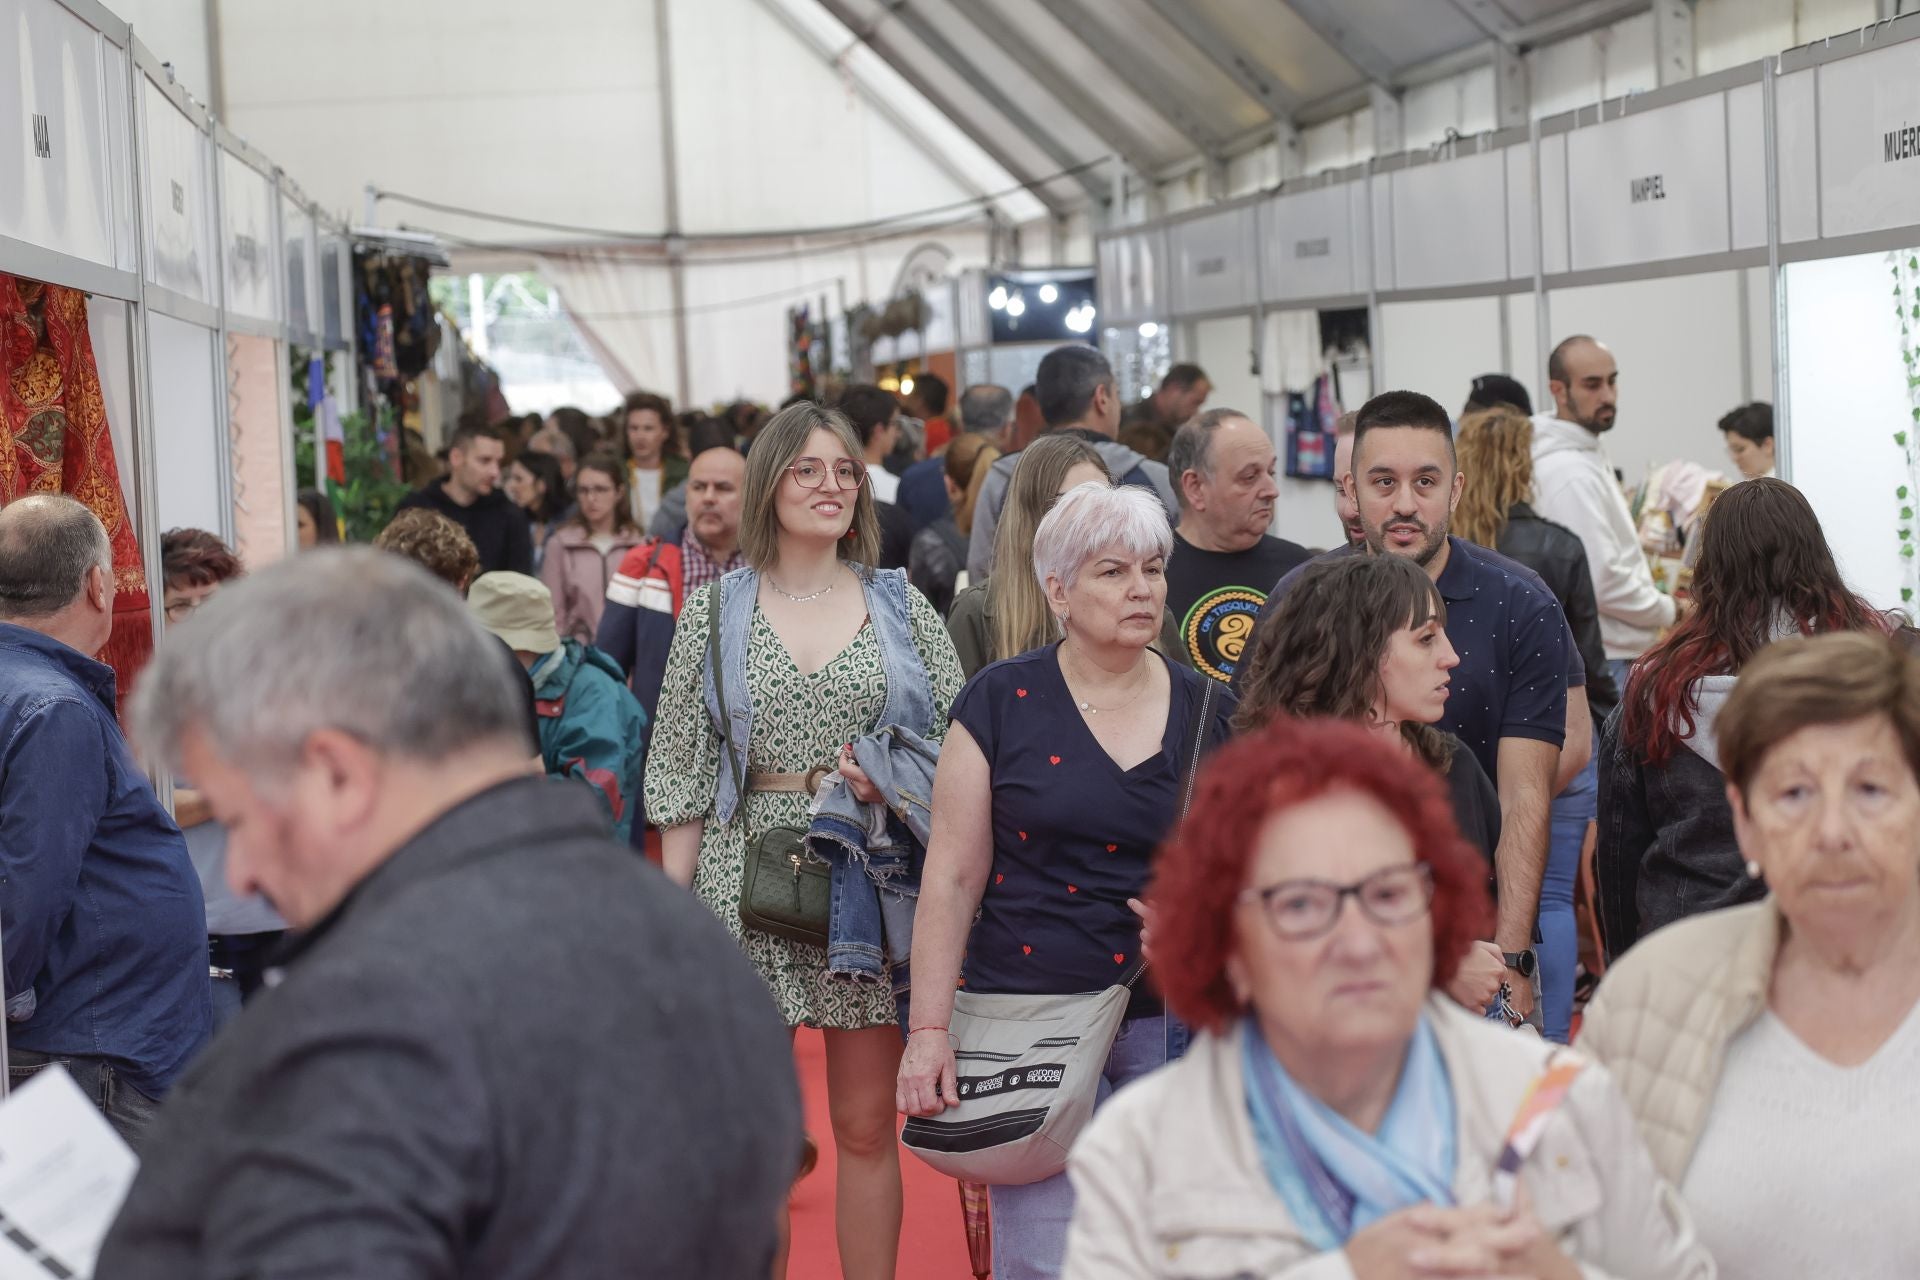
top-left (1577, 900), bottom-right (1779, 1184)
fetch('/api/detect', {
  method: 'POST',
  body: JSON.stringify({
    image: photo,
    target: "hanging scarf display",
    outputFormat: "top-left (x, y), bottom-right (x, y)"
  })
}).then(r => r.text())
top-left (0, 275), bottom-right (153, 716)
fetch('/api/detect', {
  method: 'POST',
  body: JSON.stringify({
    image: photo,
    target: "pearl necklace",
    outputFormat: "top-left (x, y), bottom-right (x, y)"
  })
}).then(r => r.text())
top-left (1062, 650), bottom-right (1151, 715)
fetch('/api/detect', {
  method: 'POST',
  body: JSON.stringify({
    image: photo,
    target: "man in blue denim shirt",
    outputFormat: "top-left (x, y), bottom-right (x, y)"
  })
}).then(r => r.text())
top-left (0, 496), bottom-right (211, 1148)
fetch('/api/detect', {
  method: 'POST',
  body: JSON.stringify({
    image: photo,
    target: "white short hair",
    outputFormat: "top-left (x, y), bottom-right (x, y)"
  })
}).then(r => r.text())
top-left (1032, 482), bottom-right (1173, 592)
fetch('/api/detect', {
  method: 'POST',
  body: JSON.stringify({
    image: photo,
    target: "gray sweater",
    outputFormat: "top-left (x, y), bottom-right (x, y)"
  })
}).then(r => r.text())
top-left (98, 776), bottom-right (801, 1280)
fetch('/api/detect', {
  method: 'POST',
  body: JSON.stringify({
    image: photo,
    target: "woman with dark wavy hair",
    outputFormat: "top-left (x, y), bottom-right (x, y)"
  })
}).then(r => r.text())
top-left (1061, 719), bottom-right (1710, 1279)
top-left (1598, 477), bottom-right (1887, 959)
top-left (1235, 553), bottom-right (1507, 1014)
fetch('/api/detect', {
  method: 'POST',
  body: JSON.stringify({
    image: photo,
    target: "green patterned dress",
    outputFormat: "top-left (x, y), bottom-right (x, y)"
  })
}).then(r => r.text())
top-left (644, 579), bottom-right (964, 1029)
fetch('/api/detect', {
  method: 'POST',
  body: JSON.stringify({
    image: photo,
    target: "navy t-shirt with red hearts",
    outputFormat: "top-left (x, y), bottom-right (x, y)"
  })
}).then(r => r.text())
top-left (950, 643), bottom-right (1236, 1018)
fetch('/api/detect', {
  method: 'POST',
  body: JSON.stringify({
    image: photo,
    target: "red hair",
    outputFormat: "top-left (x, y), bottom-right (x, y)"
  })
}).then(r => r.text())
top-left (1149, 718), bottom-right (1493, 1034)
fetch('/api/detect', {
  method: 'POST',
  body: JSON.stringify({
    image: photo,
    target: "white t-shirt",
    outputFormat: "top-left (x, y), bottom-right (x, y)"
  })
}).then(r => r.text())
top-left (868, 467), bottom-right (901, 505)
top-left (630, 465), bottom-right (665, 527)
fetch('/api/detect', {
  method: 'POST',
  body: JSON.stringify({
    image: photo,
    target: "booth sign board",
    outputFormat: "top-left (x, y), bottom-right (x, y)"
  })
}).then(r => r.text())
top-left (1169, 206), bottom-right (1255, 317)
top-left (321, 232), bottom-right (346, 348)
top-left (1564, 93), bottom-right (1733, 272)
top-left (1389, 150), bottom-right (1508, 292)
top-left (1815, 38), bottom-right (1920, 241)
top-left (220, 151), bottom-right (278, 324)
top-left (281, 194), bottom-right (315, 342)
top-left (1096, 228), bottom-right (1168, 325)
top-left (1507, 135), bottom-right (1571, 278)
top-left (0, 0), bottom-right (128, 274)
top-left (1259, 181), bottom-right (1369, 302)
top-left (1775, 69), bottom-right (1818, 244)
top-left (920, 280), bottom-right (956, 353)
top-left (142, 78), bottom-right (214, 304)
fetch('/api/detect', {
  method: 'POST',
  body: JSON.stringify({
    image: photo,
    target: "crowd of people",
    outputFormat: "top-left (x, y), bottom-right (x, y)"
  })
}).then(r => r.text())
top-left (0, 327), bottom-right (1909, 1279)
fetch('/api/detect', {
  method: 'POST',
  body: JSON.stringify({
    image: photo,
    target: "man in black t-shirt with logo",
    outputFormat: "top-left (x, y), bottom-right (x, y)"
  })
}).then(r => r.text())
top-left (1165, 409), bottom-right (1310, 683)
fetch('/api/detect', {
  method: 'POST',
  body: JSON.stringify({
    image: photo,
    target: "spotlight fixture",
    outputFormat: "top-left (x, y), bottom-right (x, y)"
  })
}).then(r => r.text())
top-left (1138, 321), bottom-right (1159, 338)
top-left (1005, 293), bottom-right (1027, 318)
top-left (988, 285), bottom-right (1008, 311)
top-left (1038, 283), bottom-right (1059, 304)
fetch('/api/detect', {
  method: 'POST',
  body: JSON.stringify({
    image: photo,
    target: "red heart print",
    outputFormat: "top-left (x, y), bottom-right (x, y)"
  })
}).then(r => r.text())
top-left (1016, 688), bottom-right (1028, 698)
top-left (995, 873), bottom-right (1004, 884)
top-left (1113, 953), bottom-right (1126, 964)
top-left (1067, 885), bottom-right (1078, 893)
top-left (1023, 945), bottom-right (1033, 955)
top-left (1106, 844), bottom-right (1118, 853)
top-left (1049, 755), bottom-right (1062, 765)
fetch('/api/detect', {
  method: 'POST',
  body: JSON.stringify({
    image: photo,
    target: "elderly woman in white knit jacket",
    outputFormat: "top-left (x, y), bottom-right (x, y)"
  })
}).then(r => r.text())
top-left (1063, 718), bottom-right (1710, 1280)
top-left (1581, 630), bottom-right (1920, 1280)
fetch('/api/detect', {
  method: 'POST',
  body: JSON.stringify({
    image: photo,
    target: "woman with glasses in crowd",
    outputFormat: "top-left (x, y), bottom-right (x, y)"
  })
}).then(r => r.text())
top-left (540, 449), bottom-right (645, 647)
top-left (1062, 719), bottom-right (1711, 1279)
top-left (645, 402), bottom-right (964, 1280)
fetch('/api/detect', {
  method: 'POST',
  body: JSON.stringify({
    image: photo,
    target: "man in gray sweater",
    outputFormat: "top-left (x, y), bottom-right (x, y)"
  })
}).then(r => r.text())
top-left (98, 549), bottom-right (800, 1280)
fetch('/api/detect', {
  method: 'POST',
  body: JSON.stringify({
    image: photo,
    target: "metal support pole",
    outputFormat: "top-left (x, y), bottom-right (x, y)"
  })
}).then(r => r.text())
top-left (1762, 58), bottom-right (1790, 482)
top-left (653, 0), bottom-right (692, 408)
top-left (208, 119), bottom-right (237, 549)
top-left (124, 31), bottom-right (172, 818)
top-left (1365, 160), bottom-right (1382, 390)
top-left (1530, 113), bottom-right (1552, 403)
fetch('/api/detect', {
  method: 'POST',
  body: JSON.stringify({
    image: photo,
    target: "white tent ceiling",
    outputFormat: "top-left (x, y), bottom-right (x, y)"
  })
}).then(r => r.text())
top-left (117, 0), bottom-right (1884, 406)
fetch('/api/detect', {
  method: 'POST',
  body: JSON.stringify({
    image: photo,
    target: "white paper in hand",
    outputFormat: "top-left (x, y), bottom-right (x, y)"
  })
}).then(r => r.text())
top-left (0, 1067), bottom-right (138, 1280)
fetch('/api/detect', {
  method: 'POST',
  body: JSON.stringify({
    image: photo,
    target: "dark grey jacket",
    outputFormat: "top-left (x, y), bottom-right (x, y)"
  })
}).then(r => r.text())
top-left (1595, 698), bottom-right (1761, 962)
top-left (98, 777), bottom-right (800, 1280)
top-left (1496, 503), bottom-right (1620, 723)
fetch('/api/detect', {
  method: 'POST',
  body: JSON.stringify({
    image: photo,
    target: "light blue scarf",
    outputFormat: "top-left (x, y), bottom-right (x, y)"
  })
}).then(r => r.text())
top-left (1242, 1012), bottom-right (1457, 1250)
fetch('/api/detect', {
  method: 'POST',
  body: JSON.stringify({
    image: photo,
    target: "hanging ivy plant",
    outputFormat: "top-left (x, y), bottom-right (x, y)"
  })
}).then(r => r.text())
top-left (1890, 252), bottom-right (1920, 606)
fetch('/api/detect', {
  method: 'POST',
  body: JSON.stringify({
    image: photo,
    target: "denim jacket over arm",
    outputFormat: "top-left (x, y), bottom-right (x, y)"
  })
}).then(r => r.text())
top-left (699, 565), bottom-right (938, 988)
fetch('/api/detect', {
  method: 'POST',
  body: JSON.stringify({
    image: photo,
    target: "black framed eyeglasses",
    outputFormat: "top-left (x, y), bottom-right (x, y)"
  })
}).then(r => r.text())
top-left (786, 457), bottom-right (867, 490)
top-left (1239, 863), bottom-right (1435, 941)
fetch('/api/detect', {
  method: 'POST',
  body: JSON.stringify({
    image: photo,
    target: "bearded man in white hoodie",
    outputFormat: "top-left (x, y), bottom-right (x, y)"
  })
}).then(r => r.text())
top-left (1532, 336), bottom-right (1679, 692)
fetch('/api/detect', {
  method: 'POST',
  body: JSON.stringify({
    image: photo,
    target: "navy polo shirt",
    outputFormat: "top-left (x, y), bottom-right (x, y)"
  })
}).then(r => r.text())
top-left (1233, 537), bottom-right (1579, 785)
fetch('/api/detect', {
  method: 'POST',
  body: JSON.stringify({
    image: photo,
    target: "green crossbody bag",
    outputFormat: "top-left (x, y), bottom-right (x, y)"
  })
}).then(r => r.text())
top-left (708, 583), bottom-right (831, 948)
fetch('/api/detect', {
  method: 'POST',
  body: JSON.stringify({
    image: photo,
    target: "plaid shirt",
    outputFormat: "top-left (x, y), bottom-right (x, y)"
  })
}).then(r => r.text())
top-left (681, 530), bottom-right (745, 596)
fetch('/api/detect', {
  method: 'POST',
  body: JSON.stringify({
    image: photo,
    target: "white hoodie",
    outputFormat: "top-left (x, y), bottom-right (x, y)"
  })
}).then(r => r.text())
top-left (1531, 413), bottom-right (1677, 659)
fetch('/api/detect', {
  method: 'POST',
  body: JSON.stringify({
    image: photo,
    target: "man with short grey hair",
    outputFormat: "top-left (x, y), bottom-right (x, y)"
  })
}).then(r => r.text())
top-left (0, 495), bottom-right (210, 1149)
top-left (1163, 410), bottom-right (1309, 683)
top-left (958, 383), bottom-right (1016, 445)
top-left (966, 345), bottom-right (1178, 580)
top-left (99, 549), bottom-right (800, 1278)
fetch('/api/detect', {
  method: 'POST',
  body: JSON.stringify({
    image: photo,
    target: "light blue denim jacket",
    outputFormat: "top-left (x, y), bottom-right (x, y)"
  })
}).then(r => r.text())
top-left (701, 565), bottom-right (937, 991)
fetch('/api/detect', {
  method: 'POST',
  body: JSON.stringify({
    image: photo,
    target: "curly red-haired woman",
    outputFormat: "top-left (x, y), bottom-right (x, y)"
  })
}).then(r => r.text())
top-left (1061, 719), bottom-right (1711, 1280)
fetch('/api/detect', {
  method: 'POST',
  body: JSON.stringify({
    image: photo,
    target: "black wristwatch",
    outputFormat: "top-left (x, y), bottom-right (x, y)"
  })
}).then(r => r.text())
top-left (1502, 949), bottom-right (1537, 978)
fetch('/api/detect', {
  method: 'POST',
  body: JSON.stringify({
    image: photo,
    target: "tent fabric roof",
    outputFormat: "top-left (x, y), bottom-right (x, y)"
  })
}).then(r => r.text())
top-left (794, 0), bottom-right (1644, 206)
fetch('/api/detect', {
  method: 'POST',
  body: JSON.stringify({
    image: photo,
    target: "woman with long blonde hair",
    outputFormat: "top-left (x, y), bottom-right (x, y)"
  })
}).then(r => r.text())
top-left (1453, 405), bottom-right (1613, 1042)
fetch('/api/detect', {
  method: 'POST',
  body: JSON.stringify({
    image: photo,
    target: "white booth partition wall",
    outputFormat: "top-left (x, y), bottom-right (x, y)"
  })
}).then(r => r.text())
top-left (3, 0), bottom-right (150, 607)
top-left (1534, 67), bottom-right (1770, 521)
top-left (1168, 202), bottom-right (1261, 438)
top-left (1095, 225), bottom-right (1170, 405)
top-left (217, 128), bottom-right (293, 569)
top-left (1776, 20), bottom-right (1920, 613)
top-left (1374, 136), bottom-right (1531, 417)
top-left (135, 37), bottom-right (232, 547)
top-left (1256, 167), bottom-right (1371, 550)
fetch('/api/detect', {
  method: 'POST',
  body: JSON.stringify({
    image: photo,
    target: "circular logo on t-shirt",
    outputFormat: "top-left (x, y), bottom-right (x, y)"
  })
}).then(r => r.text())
top-left (1183, 587), bottom-right (1267, 683)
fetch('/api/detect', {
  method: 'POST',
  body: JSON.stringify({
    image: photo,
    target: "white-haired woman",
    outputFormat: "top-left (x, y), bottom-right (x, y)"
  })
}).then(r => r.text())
top-left (897, 482), bottom-right (1238, 1280)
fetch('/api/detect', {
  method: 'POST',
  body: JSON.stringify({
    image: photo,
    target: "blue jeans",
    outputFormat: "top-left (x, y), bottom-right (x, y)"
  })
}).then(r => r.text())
top-left (989, 1013), bottom-right (1188, 1280)
top-left (8, 1047), bottom-right (161, 1153)
top-left (1541, 732), bottom-right (1597, 1043)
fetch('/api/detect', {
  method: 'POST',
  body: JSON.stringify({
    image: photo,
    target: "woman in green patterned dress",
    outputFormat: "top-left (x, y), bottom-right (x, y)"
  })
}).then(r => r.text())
top-left (645, 401), bottom-right (963, 1280)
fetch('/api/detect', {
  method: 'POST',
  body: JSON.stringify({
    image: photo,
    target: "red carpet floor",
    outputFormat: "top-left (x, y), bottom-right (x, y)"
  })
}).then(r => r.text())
top-left (788, 1027), bottom-right (984, 1279)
